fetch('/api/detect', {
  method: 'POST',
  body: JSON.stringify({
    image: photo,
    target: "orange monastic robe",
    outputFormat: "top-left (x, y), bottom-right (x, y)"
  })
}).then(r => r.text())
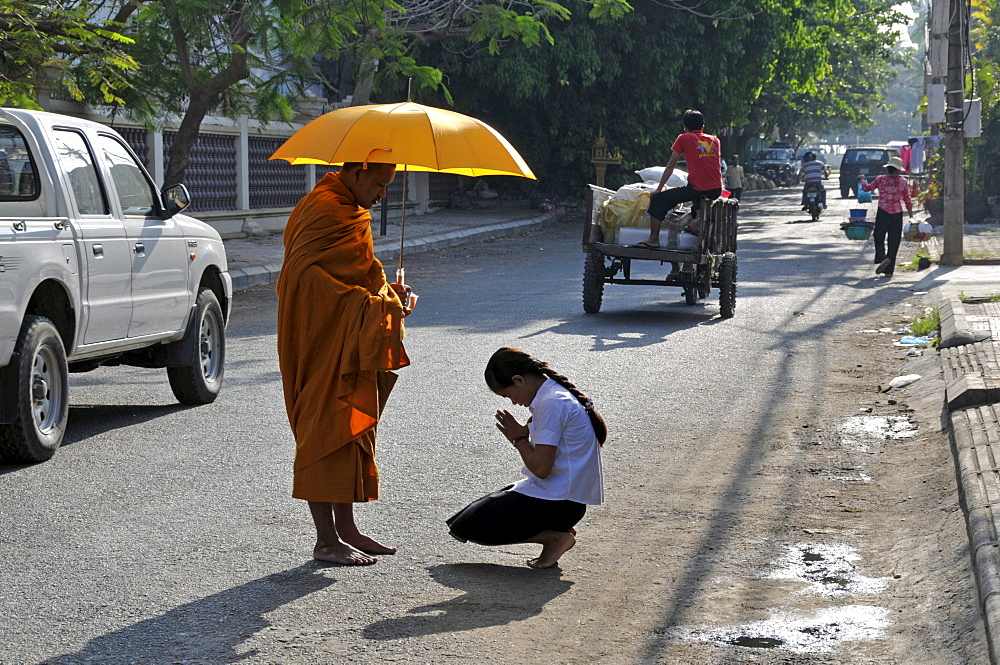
top-left (276, 171), bottom-right (409, 503)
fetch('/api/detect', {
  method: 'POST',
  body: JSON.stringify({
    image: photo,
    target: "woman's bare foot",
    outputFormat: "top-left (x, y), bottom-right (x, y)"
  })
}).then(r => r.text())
top-left (313, 540), bottom-right (377, 566)
top-left (527, 531), bottom-right (576, 569)
top-left (341, 532), bottom-right (397, 555)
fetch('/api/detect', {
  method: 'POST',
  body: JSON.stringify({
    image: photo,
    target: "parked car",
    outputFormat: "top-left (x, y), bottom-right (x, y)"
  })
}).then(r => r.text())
top-left (839, 145), bottom-right (900, 198)
top-left (753, 144), bottom-right (800, 187)
top-left (0, 108), bottom-right (232, 463)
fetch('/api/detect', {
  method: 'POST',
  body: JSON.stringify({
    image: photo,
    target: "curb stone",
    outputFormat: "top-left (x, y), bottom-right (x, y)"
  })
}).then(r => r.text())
top-left (939, 297), bottom-right (994, 349)
top-left (951, 404), bottom-right (1000, 664)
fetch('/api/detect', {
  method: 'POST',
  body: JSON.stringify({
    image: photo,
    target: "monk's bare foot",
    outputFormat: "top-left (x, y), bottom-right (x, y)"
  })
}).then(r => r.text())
top-left (341, 532), bottom-right (397, 555)
top-left (527, 531), bottom-right (575, 569)
top-left (313, 541), bottom-right (377, 566)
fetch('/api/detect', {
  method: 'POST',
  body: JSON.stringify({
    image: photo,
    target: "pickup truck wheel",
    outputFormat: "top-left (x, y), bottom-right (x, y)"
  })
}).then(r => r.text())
top-left (0, 316), bottom-right (69, 463)
top-left (168, 287), bottom-right (225, 405)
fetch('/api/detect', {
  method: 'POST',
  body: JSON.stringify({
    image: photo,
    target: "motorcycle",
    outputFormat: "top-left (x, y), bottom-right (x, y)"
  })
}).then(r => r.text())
top-left (805, 184), bottom-right (823, 221)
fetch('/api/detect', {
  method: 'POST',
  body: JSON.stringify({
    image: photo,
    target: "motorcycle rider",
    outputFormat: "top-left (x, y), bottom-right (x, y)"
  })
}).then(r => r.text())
top-left (800, 151), bottom-right (826, 211)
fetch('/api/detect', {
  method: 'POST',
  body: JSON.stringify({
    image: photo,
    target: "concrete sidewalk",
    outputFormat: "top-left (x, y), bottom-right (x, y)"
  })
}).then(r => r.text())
top-left (907, 224), bottom-right (1000, 662)
top-left (223, 202), bottom-right (565, 292)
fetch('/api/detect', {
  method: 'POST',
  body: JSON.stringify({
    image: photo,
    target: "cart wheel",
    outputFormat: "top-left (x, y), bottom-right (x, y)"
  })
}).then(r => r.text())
top-left (583, 253), bottom-right (605, 314)
top-left (719, 253), bottom-right (737, 319)
top-left (684, 286), bottom-right (697, 306)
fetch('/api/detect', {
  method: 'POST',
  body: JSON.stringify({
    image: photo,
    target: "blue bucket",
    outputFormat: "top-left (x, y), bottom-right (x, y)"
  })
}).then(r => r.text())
top-left (849, 209), bottom-right (868, 218)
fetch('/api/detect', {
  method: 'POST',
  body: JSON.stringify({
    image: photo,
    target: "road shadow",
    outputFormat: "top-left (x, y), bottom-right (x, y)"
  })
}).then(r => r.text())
top-left (62, 403), bottom-right (193, 446)
top-left (0, 403), bottom-right (192, 473)
top-left (362, 563), bottom-right (573, 640)
top-left (521, 308), bottom-right (717, 351)
top-left (41, 564), bottom-right (334, 665)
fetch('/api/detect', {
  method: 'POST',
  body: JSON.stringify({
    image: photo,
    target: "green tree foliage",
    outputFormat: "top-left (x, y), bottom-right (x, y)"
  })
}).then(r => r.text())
top-left (0, 0), bottom-right (136, 108)
top-left (416, 0), bottom-right (770, 192)
top-left (416, 0), bottom-right (906, 194)
top-left (968, 0), bottom-right (1000, 197)
top-left (739, 0), bottom-right (909, 147)
top-left (3, 0), bottom-right (629, 186)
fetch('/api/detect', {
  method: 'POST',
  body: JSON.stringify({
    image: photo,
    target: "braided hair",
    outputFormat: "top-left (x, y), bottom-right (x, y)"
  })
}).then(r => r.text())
top-left (484, 347), bottom-right (607, 445)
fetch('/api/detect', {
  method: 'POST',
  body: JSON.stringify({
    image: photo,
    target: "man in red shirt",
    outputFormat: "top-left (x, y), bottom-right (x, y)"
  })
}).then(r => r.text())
top-left (637, 109), bottom-right (723, 249)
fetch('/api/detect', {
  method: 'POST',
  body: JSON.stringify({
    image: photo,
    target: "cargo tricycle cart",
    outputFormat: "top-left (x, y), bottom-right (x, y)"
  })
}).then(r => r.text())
top-left (582, 184), bottom-right (740, 318)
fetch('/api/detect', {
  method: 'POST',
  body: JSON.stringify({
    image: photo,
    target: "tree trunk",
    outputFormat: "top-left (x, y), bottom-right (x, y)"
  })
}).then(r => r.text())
top-left (162, 0), bottom-right (249, 186)
top-left (351, 55), bottom-right (377, 106)
top-left (164, 93), bottom-right (214, 187)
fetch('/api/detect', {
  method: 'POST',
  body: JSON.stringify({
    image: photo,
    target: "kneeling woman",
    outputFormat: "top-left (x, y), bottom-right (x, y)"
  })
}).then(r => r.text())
top-left (447, 348), bottom-right (606, 568)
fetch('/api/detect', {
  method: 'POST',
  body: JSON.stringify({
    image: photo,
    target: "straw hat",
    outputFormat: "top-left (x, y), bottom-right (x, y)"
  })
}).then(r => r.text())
top-left (885, 156), bottom-right (904, 171)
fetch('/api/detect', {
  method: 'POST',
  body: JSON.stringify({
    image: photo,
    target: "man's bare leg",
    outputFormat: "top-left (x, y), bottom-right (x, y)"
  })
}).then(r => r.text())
top-left (333, 503), bottom-right (397, 555)
top-left (522, 530), bottom-right (576, 569)
top-left (640, 214), bottom-right (662, 247)
top-left (308, 501), bottom-right (377, 565)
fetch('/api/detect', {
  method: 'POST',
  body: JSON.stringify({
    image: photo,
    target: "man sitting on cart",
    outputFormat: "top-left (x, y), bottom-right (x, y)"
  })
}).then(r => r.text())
top-left (634, 109), bottom-right (723, 256)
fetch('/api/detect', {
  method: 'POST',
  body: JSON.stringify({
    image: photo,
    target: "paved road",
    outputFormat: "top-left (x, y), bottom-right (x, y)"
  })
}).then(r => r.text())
top-left (0, 188), bottom-right (985, 663)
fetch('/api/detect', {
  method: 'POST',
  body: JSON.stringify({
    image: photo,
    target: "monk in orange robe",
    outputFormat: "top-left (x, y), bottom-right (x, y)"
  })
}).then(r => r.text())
top-left (277, 162), bottom-right (412, 566)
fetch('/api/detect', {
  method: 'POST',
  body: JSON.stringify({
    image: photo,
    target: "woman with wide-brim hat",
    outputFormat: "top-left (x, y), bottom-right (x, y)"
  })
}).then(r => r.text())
top-left (859, 155), bottom-right (914, 278)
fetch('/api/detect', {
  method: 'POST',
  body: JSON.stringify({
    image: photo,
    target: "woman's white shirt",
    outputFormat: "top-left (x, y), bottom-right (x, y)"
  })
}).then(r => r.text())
top-left (512, 379), bottom-right (604, 505)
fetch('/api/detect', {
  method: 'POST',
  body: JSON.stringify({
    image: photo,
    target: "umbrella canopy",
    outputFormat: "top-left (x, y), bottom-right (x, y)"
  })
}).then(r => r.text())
top-left (269, 101), bottom-right (535, 179)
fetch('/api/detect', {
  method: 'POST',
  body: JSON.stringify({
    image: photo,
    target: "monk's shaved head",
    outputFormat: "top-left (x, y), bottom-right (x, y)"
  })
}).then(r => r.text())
top-left (341, 162), bottom-right (396, 209)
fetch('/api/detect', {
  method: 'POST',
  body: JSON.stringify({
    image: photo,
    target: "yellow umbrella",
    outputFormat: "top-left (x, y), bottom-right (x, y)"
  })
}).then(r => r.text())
top-left (269, 101), bottom-right (535, 179)
top-left (270, 101), bottom-right (536, 285)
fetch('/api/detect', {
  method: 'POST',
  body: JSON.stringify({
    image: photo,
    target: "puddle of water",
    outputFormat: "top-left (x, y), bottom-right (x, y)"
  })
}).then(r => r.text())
top-left (765, 543), bottom-right (890, 596)
top-left (664, 605), bottom-right (891, 653)
top-left (838, 415), bottom-right (917, 453)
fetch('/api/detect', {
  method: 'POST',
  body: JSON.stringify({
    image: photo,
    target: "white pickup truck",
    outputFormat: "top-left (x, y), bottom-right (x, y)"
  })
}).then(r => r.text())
top-left (0, 108), bottom-right (232, 463)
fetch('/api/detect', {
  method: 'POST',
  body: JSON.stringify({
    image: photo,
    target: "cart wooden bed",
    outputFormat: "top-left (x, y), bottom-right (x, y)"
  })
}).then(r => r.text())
top-left (582, 184), bottom-right (740, 318)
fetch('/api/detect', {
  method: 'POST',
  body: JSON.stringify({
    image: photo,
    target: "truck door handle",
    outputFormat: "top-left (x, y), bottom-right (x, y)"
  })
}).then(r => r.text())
top-left (93, 244), bottom-right (104, 257)
top-left (54, 220), bottom-right (69, 230)
top-left (134, 242), bottom-right (145, 254)
top-left (12, 221), bottom-right (25, 232)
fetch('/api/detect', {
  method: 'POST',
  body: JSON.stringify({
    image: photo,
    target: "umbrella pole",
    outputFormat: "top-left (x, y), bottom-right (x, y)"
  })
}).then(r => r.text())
top-left (399, 77), bottom-right (411, 283)
top-left (396, 166), bottom-right (407, 285)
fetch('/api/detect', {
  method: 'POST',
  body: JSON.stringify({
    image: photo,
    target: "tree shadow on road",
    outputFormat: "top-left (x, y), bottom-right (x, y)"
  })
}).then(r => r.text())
top-left (40, 564), bottom-right (334, 665)
top-left (362, 563), bottom-right (572, 640)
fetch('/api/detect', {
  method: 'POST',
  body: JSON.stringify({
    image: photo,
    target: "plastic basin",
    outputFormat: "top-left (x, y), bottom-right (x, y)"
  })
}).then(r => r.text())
top-left (845, 222), bottom-right (874, 240)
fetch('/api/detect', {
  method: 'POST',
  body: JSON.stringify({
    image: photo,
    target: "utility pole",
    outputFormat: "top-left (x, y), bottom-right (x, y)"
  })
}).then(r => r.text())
top-left (940, 0), bottom-right (966, 265)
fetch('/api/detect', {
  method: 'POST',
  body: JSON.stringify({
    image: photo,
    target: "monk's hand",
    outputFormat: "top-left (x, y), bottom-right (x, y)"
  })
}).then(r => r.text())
top-left (389, 282), bottom-right (416, 316)
top-left (495, 409), bottom-right (528, 444)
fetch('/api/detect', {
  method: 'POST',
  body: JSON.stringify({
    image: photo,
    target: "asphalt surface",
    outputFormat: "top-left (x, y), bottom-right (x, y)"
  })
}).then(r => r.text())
top-left (229, 195), bottom-right (1000, 664)
top-left (1, 189), bottom-right (1000, 663)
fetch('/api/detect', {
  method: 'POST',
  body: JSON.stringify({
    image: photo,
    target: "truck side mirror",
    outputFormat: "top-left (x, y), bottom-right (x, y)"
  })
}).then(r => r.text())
top-left (162, 183), bottom-right (191, 217)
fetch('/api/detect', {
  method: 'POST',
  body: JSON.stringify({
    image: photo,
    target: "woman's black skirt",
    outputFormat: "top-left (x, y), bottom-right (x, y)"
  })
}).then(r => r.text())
top-left (447, 485), bottom-right (586, 546)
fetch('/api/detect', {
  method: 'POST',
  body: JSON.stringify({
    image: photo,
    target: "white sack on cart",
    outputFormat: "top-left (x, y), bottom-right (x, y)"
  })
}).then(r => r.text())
top-left (611, 182), bottom-right (658, 201)
top-left (635, 166), bottom-right (688, 188)
top-left (611, 175), bottom-right (687, 203)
